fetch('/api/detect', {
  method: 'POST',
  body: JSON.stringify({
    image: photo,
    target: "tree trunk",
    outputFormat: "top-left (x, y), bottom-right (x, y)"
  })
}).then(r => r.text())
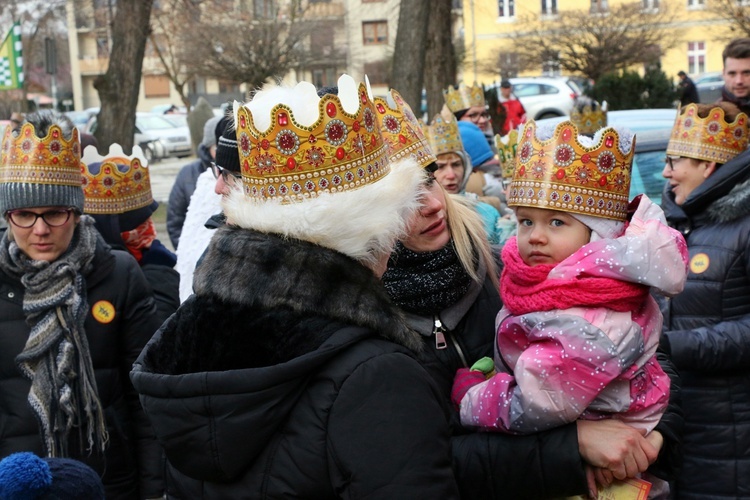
top-left (93, 0), bottom-right (153, 154)
top-left (390, 0), bottom-right (430, 112)
top-left (423, 0), bottom-right (455, 121)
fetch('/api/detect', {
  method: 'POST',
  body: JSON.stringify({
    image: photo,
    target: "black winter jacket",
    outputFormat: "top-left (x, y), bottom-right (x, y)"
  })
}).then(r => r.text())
top-left (166, 144), bottom-right (212, 248)
top-left (661, 148), bottom-right (750, 499)
top-left (0, 233), bottom-right (165, 499)
top-left (131, 227), bottom-right (460, 499)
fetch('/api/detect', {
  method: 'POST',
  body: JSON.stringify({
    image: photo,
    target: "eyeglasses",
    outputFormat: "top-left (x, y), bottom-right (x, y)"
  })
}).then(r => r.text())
top-left (212, 163), bottom-right (242, 183)
top-left (7, 208), bottom-right (74, 228)
top-left (665, 155), bottom-right (682, 171)
top-left (464, 111), bottom-right (491, 122)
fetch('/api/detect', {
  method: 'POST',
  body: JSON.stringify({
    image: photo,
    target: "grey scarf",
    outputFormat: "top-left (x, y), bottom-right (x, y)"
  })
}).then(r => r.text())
top-left (0, 216), bottom-right (107, 456)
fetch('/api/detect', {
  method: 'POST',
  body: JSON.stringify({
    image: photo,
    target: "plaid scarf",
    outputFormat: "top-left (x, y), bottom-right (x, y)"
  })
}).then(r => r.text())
top-left (0, 216), bottom-right (108, 456)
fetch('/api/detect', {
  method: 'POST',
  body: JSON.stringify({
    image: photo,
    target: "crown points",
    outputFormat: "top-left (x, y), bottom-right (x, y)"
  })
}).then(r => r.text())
top-left (443, 82), bottom-right (486, 113)
top-left (667, 103), bottom-right (749, 164)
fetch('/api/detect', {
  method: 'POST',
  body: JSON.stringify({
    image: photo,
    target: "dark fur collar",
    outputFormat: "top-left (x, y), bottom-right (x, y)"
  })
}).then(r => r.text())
top-left (193, 226), bottom-right (421, 352)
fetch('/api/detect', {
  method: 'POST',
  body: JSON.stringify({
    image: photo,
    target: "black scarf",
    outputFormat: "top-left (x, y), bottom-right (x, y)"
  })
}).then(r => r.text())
top-left (382, 241), bottom-right (472, 315)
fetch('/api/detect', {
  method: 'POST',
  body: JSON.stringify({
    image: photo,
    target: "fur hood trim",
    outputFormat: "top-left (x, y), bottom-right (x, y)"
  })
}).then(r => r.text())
top-left (221, 157), bottom-right (426, 268)
top-left (193, 226), bottom-right (422, 352)
top-left (705, 177), bottom-right (750, 224)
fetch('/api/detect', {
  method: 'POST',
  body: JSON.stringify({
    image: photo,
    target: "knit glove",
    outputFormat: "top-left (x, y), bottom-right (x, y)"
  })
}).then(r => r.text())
top-left (451, 357), bottom-right (496, 409)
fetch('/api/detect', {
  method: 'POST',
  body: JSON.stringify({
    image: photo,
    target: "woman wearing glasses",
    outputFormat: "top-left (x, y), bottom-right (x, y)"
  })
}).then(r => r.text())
top-left (660, 101), bottom-right (750, 498)
top-left (0, 111), bottom-right (164, 499)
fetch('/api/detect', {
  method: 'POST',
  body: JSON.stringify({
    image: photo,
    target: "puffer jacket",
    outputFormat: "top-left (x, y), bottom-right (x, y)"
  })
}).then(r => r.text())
top-left (661, 147), bottom-right (750, 499)
top-left (0, 231), bottom-right (165, 499)
top-left (166, 144), bottom-right (212, 248)
top-left (130, 227), bottom-right (460, 499)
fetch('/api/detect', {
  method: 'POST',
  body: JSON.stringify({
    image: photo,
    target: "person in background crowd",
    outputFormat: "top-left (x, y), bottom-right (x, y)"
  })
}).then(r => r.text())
top-left (0, 110), bottom-right (164, 499)
top-left (167, 115), bottom-right (221, 249)
top-left (720, 38), bottom-right (750, 115)
top-left (444, 81), bottom-right (497, 152)
top-left (81, 144), bottom-right (179, 324)
top-left (660, 101), bottom-right (750, 498)
top-left (498, 80), bottom-right (526, 135)
top-left (458, 120), bottom-right (506, 203)
top-left (9, 112), bottom-right (23, 132)
top-left (677, 71), bottom-right (700, 106)
top-left (0, 452), bottom-right (105, 500)
top-left (130, 75), bottom-right (460, 498)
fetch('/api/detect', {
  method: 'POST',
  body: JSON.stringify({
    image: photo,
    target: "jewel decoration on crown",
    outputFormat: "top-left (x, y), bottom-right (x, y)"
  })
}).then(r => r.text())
top-left (443, 82), bottom-right (486, 113)
top-left (667, 103), bottom-right (749, 164)
top-left (235, 82), bottom-right (389, 201)
top-left (0, 122), bottom-right (83, 188)
top-left (373, 89), bottom-right (437, 169)
top-left (495, 131), bottom-right (518, 180)
top-left (570, 102), bottom-right (607, 136)
top-left (508, 120), bottom-right (635, 221)
top-left (424, 113), bottom-right (464, 157)
top-left (80, 144), bottom-right (153, 214)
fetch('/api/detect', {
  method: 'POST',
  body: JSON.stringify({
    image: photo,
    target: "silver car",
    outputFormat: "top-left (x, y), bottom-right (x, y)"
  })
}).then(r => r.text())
top-left (497, 77), bottom-right (582, 120)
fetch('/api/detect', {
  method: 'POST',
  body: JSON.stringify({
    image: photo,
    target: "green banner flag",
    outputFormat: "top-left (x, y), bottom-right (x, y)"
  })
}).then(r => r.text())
top-left (0, 21), bottom-right (23, 90)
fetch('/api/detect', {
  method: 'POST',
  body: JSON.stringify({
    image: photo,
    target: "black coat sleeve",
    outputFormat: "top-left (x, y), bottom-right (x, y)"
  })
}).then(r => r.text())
top-left (166, 164), bottom-right (198, 249)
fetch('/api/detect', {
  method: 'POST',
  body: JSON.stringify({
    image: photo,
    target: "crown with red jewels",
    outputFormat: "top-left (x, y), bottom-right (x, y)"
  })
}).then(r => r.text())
top-left (495, 130), bottom-right (518, 180)
top-left (424, 113), bottom-right (464, 157)
top-left (80, 144), bottom-right (153, 214)
top-left (0, 122), bottom-right (82, 188)
top-left (667, 103), bottom-right (749, 163)
top-left (570, 102), bottom-right (607, 136)
top-left (509, 120), bottom-right (635, 221)
top-left (373, 90), bottom-right (436, 168)
top-left (235, 81), bottom-right (389, 201)
top-left (443, 82), bottom-right (486, 113)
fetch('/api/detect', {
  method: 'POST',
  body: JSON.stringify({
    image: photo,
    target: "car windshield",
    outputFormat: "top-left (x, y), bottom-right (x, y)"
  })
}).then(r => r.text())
top-left (630, 151), bottom-right (666, 205)
top-left (137, 114), bottom-right (178, 131)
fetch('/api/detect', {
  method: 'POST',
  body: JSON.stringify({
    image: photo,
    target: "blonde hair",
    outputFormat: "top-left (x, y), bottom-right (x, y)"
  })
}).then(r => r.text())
top-left (442, 187), bottom-right (499, 290)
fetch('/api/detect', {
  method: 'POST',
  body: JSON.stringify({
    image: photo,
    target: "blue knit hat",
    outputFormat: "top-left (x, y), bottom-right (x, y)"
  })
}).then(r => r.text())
top-left (0, 452), bottom-right (105, 500)
top-left (457, 121), bottom-right (495, 167)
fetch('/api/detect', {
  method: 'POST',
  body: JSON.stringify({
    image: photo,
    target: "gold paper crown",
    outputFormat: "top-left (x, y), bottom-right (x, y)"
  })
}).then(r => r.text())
top-left (424, 114), bottom-right (464, 157)
top-left (236, 82), bottom-right (389, 201)
top-left (81, 144), bottom-right (153, 214)
top-left (509, 120), bottom-right (635, 221)
top-left (495, 131), bottom-right (518, 180)
top-left (443, 82), bottom-right (486, 113)
top-left (667, 103), bottom-right (749, 164)
top-left (0, 123), bottom-right (82, 188)
top-left (570, 103), bottom-right (607, 136)
top-left (373, 90), bottom-right (437, 168)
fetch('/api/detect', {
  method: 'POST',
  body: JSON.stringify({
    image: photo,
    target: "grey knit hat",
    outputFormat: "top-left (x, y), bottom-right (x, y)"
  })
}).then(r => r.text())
top-left (0, 110), bottom-right (84, 215)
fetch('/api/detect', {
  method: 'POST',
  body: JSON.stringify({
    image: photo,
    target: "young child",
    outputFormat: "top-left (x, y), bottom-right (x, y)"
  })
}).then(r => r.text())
top-left (452, 120), bottom-right (688, 492)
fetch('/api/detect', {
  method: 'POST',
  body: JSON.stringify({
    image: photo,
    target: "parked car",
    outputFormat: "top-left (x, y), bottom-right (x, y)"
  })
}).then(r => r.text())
top-left (536, 108), bottom-right (676, 204)
top-left (86, 112), bottom-right (192, 162)
top-left (64, 110), bottom-right (96, 134)
top-left (491, 77), bottom-right (582, 120)
top-left (694, 71), bottom-right (723, 104)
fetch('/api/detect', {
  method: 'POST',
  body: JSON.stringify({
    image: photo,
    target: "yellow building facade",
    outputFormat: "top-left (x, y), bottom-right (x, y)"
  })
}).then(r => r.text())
top-left (461, 0), bottom-right (733, 86)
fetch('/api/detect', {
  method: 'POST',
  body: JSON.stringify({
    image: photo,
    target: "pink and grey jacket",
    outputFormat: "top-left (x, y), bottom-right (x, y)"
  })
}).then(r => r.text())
top-left (459, 196), bottom-right (688, 434)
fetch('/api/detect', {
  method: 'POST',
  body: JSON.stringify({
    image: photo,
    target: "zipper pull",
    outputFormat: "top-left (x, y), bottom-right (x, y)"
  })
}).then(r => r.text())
top-left (434, 318), bottom-right (447, 349)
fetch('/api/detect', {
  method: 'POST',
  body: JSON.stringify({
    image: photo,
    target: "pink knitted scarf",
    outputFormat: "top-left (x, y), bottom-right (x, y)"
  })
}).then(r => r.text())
top-left (500, 237), bottom-right (649, 315)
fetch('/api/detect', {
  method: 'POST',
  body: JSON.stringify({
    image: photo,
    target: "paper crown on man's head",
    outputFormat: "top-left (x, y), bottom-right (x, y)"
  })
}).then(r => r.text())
top-left (373, 89), bottom-right (436, 169)
top-left (666, 103), bottom-right (749, 164)
top-left (424, 113), bottom-right (464, 157)
top-left (0, 121), bottom-right (84, 214)
top-left (443, 82), bottom-right (486, 113)
top-left (495, 130), bottom-right (518, 180)
top-left (81, 144), bottom-right (154, 215)
top-left (570, 99), bottom-right (608, 136)
top-left (508, 120), bottom-right (635, 221)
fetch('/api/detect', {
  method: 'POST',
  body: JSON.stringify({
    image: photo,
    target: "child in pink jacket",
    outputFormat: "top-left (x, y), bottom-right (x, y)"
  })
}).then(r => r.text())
top-left (452, 120), bottom-right (688, 494)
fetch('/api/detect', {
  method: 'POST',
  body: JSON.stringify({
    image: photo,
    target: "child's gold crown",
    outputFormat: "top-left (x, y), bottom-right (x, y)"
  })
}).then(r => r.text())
top-left (424, 113), bottom-right (464, 157)
top-left (667, 103), bottom-right (749, 164)
top-left (81, 144), bottom-right (153, 214)
top-left (373, 89), bottom-right (436, 169)
top-left (443, 82), bottom-right (486, 113)
top-left (495, 130), bottom-right (518, 180)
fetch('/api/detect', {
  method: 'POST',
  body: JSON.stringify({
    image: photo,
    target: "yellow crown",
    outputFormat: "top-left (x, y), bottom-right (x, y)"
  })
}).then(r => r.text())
top-left (667, 103), bottom-right (749, 163)
top-left (495, 130), bottom-right (518, 180)
top-left (373, 90), bottom-right (436, 168)
top-left (236, 82), bottom-right (389, 201)
top-left (443, 82), bottom-right (486, 113)
top-left (81, 144), bottom-right (153, 214)
top-left (0, 122), bottom-right (82, 188)
top-left (424, 113), bottom-right (464, 157)
top-left (570, 103), bottom-right (607, 136)
top-left (509, 120), bottom-right (635, 221)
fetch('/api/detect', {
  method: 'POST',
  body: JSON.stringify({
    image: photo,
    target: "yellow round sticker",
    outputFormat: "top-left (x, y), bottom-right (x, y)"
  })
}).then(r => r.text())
top-left (690, 253), bottom-right (710, 274)
top-left (92, 300), bottom-right (116, 324)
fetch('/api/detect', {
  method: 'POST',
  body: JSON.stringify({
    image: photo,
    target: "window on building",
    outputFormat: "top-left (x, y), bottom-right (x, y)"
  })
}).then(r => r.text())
top-left (541, 0), bottom-right (557, 15)
top-left (219, 80), bottom-right (240, 93)
top-left (364, 60), bottom-right (389, 85)
top-left (144, 75), bottom-right (170, 98)
top-left (362, 21), bottom-right (388, 45)
top-left (313, 68), bottom-right (338, 88)
top-left (590, 0), bottom-right (609, 13)
top-left (311, 29), bottom-right (334, 56)
top-left (253, 0), bottom-right (275, 18)
top-left (687, 0), bottom-right (705, 7)
top-left (642, 0), bottom-right (659, 9)
top-left (498, 0), bottom-right (515, 17)
top-left (688, 41), bottom-right (706, 75)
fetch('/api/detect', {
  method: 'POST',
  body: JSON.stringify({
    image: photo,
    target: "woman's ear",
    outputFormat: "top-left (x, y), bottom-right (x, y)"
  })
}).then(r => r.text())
top-left (703, 161), bottom-right (718, 178)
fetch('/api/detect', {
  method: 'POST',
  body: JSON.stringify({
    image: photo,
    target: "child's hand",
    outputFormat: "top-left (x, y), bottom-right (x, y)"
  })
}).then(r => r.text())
top-left (451, 368), bottom-right (487, 409)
